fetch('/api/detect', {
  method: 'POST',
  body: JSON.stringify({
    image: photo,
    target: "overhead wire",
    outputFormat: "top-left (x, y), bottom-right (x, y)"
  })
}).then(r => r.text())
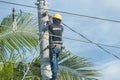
top-left (1, 0), bottom-right (120, 61)
top-left (1, 1), bottom-right (120, 79)
top-left (62, 23), bottom-right (120, 60)
top-left (49, 33), bottom-right (120, 49)
top-left (48, 9), bottom-right (120, 23)
top-left (1, 24), bottom-right (120, 49)
top-left (1, 7), bottom-right (120, 50)
top-left (0, 1), bottom-right (37, 15)
top-left (0, 7), bottom-right (120, 50)
top-left (1, 0), bottom-right (120, 23)
top-left (0, 0), bottom-right (36, 8)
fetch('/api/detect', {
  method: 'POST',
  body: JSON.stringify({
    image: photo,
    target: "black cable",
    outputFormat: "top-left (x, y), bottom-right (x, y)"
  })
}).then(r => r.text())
top-left (0, 0), bottom-right (36, 8)
top-left (62, 23), bottom-right (120, 60)
top-left (1, 24), bottom-right (120, 49)
top-left (1, 0), bottom-right (120, 23)
top-left (0, 4), bottom-right (120, 59)
top-left (63, 37), bottom-right (120, 49)
top-left (50, 34), bottom-right (120, 49)
top-left (48, 9), bottom-right (120, 23)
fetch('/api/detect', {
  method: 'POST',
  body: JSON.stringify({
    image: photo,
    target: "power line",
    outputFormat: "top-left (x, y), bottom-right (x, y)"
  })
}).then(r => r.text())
top-left (64, 37), bottom-right (120, 49)
top-left (0, 0), bottom-right (36, 8)
top-left (1, 24), bottom-right (120, 49)
top-left (0, 1), bottom-right (120, 59)
top-left (50, 34), bottom-right (120, 49)
top-left (1, 0), bottom-right (120, 23)
top-left (48, 9), bottom-right (120, 23)
top-left (62, 23), bottom-right (120, 60)
top-left (1, 24), bottom-right (120, 61)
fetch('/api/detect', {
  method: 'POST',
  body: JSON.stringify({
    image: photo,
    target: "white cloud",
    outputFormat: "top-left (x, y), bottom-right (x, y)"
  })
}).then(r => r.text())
top-left (98, 60), bottom-right (120, 80)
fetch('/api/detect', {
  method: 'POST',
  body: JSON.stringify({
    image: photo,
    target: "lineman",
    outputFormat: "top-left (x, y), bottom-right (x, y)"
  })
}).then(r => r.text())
top-left (48, 13), bottom-right (63, 80)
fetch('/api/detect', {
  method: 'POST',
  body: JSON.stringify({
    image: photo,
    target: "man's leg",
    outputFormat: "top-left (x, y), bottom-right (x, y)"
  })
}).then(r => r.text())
top-left (52, 55), bottom-right (58, 80)
top-left (50, 48), bottom-right (59, 80)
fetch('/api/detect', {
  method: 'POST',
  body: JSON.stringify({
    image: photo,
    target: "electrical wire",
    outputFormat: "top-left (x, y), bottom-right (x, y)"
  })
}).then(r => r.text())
top-left (66, 39), bottom-right (120, 49)
top-left (2, 24), bottom-right (120, 61)
top-left (1, 0), bottom-right (120, 23)
top-left (1, 0), bottom-right (120, 59)
top-left (50, 34), bottom-right (120, 49)
top-left (62, 23), bottom-right (120, 60)
top-left (1, 24), bottom-right (120, 49)
top-left (0, 0), bottom-right (36, 8)
top-left (48, 9), bottom-right (120, 23)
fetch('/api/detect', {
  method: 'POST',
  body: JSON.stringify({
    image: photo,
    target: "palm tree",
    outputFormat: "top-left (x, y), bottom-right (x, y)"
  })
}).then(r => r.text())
top-left (58, 51), bottom-right (100, 80)
top-left (0, 52), bottom-right (20, 80)
top-left (0, 12), bottom-right (39, 79)
top-left (28, 51), bottom-right (100, 80)
top-left (0, 12), bottom-right (38, 60)
top-left (0, 12), bottom-right (100, 80)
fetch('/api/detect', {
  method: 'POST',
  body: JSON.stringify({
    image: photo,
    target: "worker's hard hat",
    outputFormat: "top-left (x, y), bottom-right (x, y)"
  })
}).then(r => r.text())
top-left (53, 13), bottom-right (62, 21)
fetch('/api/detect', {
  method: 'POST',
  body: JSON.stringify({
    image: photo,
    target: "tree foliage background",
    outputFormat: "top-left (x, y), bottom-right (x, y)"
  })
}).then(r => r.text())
top-left (0, 12), bottom-right (100, 80)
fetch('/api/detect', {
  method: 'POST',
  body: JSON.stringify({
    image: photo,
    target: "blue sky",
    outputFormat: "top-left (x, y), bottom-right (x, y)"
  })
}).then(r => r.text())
top-left (1, 0), bottom-right (120, 80)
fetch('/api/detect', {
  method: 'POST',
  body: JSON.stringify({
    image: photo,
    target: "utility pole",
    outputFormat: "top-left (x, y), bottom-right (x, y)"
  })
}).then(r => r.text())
top-left (12, 8), bottom-right (17, 32)
top-left (36, 0), bottom-right (52, 80)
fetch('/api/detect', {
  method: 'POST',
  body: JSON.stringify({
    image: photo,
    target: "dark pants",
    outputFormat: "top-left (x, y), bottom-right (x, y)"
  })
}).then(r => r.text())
top-left (49, 45), bottom-right (61, 80)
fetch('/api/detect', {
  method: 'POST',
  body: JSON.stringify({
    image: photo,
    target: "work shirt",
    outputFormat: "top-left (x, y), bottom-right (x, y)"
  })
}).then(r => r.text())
top-left (48, 24), bottom-right (63, 44)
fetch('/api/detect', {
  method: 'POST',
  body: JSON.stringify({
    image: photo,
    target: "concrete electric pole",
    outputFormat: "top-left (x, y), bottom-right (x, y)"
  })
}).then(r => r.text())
top-left (36, 0), bottom-right (52, 80)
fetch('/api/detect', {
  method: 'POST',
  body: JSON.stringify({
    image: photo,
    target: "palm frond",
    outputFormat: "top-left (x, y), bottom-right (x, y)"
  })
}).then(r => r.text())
top-left (58, 52), bottom-right (100, 79)
top-left (0, 12), bottom-right (39, 62)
